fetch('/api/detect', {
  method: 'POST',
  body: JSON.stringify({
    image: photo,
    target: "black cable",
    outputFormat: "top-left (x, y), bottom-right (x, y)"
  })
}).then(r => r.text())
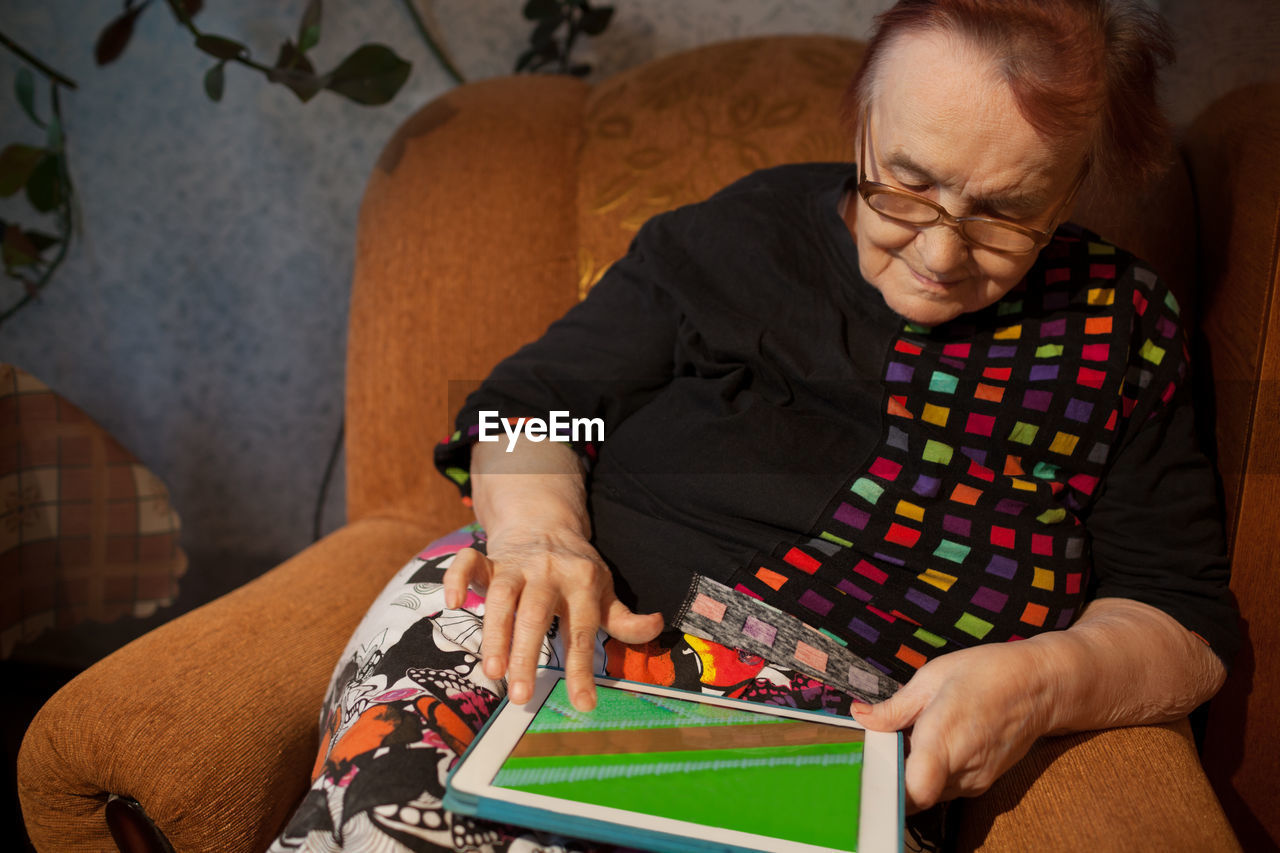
top-left (313, 415), bottom-right (344, 542)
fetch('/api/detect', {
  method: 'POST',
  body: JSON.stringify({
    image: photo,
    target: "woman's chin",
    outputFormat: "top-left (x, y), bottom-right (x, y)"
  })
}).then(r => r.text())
top-left (882, 290), bottom-right (967, 328)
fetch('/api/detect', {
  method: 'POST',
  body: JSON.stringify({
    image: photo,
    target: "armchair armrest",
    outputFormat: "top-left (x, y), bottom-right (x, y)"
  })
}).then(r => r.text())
top-left (958, 719), bottom-right (1239, 851)
top-left (18, 516), bottom-right (432, 853)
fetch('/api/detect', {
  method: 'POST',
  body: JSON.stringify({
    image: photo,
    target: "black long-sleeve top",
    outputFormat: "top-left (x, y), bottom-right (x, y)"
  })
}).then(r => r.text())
top-left (435, 163), bottom-right (1237, 688)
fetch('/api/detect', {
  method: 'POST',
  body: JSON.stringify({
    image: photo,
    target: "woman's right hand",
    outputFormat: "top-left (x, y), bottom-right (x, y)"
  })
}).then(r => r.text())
top-left (443, 437), bottom-right (663, 712)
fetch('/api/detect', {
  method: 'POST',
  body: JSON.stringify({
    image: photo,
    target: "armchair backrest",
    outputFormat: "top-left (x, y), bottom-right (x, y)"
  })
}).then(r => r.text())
top-left (1188, 83), bottom-right (1280, 852)
top-left (347, 75), bottom-right (588, 530)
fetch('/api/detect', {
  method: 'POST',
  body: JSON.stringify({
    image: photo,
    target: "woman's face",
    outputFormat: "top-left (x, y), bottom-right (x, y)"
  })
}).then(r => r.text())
top-left (848, 30), bottom-right (1090, 327)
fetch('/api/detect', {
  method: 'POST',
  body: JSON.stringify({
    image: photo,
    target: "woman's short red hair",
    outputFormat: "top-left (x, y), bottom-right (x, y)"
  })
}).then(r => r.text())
top-left (844, 0), bottom-right (1176, 192)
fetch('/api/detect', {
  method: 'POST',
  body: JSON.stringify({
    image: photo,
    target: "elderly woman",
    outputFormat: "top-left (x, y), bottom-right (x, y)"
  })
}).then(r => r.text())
top-left (272, 1), bottom-right (1235, 850)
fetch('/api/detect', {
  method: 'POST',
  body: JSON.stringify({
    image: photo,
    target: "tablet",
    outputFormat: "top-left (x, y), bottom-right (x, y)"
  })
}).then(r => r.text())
top-left (444, 669), bottom-right (903, 853)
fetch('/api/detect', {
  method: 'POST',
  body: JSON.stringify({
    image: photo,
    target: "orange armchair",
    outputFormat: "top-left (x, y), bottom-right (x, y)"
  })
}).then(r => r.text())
top-left (19, 37), bottom-right (1279, 852)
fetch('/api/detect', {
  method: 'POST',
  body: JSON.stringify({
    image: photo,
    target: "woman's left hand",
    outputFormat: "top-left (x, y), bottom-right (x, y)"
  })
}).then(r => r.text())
top-left (851, 639), bottom-right (1061, 814)
top-left (852, 597), bottom-right (1226, 814)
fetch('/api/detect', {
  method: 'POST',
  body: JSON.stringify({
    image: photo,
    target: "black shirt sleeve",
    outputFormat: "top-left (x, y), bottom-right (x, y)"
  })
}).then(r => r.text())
top-left (433, 215), bottom-right (685, 497)
top-left (1084, 271), bottom-right (1239, 668)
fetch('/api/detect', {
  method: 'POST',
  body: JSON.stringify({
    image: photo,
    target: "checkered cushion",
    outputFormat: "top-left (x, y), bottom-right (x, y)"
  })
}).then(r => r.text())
top-left (0, 364), bottom-right (186, 658)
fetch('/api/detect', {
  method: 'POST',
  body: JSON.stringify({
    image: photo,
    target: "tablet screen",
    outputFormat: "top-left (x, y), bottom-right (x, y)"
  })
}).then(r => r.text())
top-left (492, 680), bottom-right (864, 850)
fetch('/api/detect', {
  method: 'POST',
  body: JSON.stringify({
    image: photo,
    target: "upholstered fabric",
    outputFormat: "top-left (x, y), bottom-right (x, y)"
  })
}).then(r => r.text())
top-left (346, 76), bottom-right (589, 533)
top-left (1190, 82), bottom-right (1280, 852)
top-left (576, 37), bottom-right (865, 295)
top-left (17, 516), bottom-right (431, 852)
top-left (0, 365), bottom-right (186, 659)
top-left (956, 719), bottom-right (1240, 852)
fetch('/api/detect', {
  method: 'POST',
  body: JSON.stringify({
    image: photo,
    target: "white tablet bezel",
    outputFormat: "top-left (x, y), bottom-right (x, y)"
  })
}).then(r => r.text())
top-left (447, 668), bottom-right (902, 853)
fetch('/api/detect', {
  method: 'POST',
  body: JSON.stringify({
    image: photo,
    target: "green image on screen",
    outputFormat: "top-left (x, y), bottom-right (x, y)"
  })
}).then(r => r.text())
top-left (493, 681), bottom-right (864, 850)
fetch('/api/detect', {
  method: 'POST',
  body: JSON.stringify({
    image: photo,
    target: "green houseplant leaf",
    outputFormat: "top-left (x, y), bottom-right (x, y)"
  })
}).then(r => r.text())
top-left (323, 44), bottom-right (411, 106)
top-left (195, 34), bottom-right (247, 61)
top-left (0, 145), bottom-right (45, 197)
top-left (580, 6), bottom-right (614, 36)
top-left (531, 15), bottom-right (561, 49)
top-left (15, 68), bottom-right (42, 127)
top-left (203, 62), bottom-right (225, 102)
top-left (269, 40), bottom-right (323, 102)
top-left (163, 0), bottom-right (204, 24)
top-left (25, 154), bottom-right (64, 212)
top-left (297, 0), bottom-right (322, 53)
top-left (95, 2), bottom-right (151, 66)
top-left (523, 0), bottom-right (561, 21)
top-left (23, 229), bottom-right (61, 254)
top-left (2, 224), bottom-right (41, 269)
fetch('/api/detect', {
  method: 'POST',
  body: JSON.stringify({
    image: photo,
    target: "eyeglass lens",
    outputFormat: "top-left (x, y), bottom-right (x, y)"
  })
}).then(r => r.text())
top-left (865, 192), bottom-right (1038, 253)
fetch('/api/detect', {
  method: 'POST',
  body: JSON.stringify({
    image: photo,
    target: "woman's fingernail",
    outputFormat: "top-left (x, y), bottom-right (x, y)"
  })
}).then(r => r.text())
top-left (852, 701), bottom-right (873, 715)
top-left (445, 590), bottom-right (458, 609)
top-left (483, 657), bottom-right (502, 678)
top-left (573, 690), bottom-right (596, 711)
top-left (510, 681), bottom-right (530, 703)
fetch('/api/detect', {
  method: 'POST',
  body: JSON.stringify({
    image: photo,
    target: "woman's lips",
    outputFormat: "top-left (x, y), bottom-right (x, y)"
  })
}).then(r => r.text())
top-left (909, 266), bottom-right (963, 291)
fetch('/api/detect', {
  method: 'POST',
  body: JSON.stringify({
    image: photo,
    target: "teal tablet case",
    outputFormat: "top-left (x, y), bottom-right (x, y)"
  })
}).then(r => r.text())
top-left (443, 676), bottom-right (904, 853)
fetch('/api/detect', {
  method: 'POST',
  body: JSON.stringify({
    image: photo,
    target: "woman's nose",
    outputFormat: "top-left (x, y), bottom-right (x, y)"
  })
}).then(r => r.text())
top-left (915, 223), bottom-right (970, 278)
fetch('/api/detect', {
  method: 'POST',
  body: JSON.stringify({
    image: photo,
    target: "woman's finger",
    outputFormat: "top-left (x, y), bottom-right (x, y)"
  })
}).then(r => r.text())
top-left (564, 591), bottom-right (605, 711)
top-left (902, 729), bottom-right (949, 814)
top-left (600, 594), bottom-right (664, 644)
top-left (479, 570), bottom-right (523, 681)
top-left (852, 677), bottom-right (930, 732)
top-left (505, 583), bottom-right (559, 704)
top-left (442, 547), bottom-right (487, 610)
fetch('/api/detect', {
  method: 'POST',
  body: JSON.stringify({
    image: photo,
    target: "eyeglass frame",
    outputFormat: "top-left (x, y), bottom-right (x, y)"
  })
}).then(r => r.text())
top-left (855, 109), bottom-right (1090, 255)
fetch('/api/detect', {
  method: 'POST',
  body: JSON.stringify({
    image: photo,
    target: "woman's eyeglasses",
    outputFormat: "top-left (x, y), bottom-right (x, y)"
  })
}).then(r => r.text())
top-left (856, 111), bottom-right (1089, 255)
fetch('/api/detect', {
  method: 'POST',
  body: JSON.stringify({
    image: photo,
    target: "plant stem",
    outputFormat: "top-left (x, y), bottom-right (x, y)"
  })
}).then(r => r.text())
top-left (167, 0), bottom-right (201, 38)
top-left (0, 202), bottom-right (70, 326)
top-left (561, 14), bottom-right (580, 74)
top-left (397, 0), bottom-right (465, 85)
top-left (232, 54), bottom-right (275, 75)
top-left (163, 1), bottom-right (276, 79)
top-left (0, 31), bottom-right (78, 89)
